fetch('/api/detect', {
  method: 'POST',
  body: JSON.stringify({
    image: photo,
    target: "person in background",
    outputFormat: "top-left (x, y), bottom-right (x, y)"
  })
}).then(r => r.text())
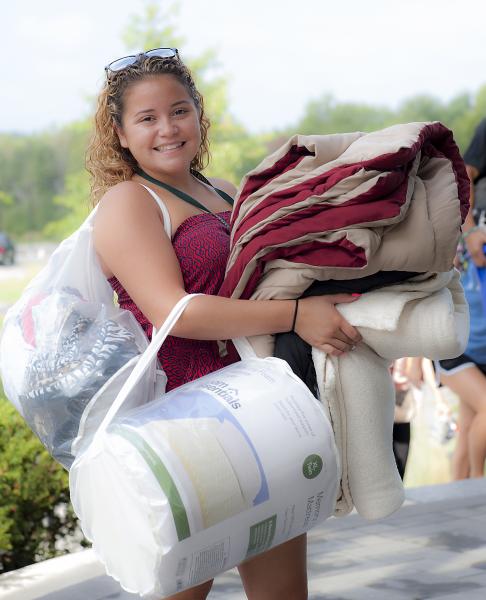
top-left (436, 119), bottom-right (486, 479)
top-left (392, 357), bottom-right (423, 480)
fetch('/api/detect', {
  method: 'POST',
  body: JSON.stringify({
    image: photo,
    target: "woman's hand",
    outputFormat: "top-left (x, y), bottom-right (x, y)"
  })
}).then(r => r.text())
top-left (294, 294), bottom-right (362, 355)
top-left (465, 228), bottom-right (486, 267)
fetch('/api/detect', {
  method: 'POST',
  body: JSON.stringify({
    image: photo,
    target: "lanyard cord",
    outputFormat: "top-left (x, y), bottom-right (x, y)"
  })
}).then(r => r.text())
top-left (135, 168), bottom-right (232, 230)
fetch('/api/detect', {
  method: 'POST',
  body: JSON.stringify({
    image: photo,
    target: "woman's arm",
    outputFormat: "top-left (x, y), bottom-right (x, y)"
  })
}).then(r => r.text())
top-left (464, 164), bottom-right (486, 267)
top-left (94, 182), bottom-right (362, 355)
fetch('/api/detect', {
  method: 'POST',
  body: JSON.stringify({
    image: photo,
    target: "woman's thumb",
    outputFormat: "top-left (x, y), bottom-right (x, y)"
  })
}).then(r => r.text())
top-left (330, 293), bottom-right (361, 304)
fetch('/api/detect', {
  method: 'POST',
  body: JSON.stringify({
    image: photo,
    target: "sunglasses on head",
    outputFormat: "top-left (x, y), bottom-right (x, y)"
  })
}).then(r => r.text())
top-left (104, 47), bottom-right (179, 76)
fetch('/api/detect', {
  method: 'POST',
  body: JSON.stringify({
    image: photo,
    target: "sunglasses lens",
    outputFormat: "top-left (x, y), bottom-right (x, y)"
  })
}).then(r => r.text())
top-left (105, 48), bottom-right (178, 75)
top-left (145, 48), bottom-right (177, 59)
top-left (108, 56), bottom-right (137, 72)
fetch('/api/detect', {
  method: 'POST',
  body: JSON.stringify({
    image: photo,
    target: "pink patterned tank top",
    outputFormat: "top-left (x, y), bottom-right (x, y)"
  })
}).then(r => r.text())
top-left (108, 210), bottom-right (239, 391)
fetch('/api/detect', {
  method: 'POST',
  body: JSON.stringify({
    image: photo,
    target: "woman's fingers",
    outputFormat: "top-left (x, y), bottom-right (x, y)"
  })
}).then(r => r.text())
top-left (329, 338), bottom-right (354, 352)
top-left (332, 328), bottom-right (358, 346)
top-left (319, 344), bottom-right (345, 356)
top-left (327, 293), bottom-right (361, 304)
top-left (317, 337), bottom-right (358, 355)
top-left (324, 294), bottom-right (363, 343)
top-left (295, 294), bottom-right (362, 351)
top-left (340, 319), bottom-right (362, 343)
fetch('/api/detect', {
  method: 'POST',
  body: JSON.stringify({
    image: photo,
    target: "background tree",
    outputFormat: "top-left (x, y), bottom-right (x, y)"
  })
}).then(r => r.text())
top-left (0, 191), bottom-right (13, 230)
top-left (42, 171), bottom-right (91, 239)
top-left (296, 93), bottom-right (394, 135)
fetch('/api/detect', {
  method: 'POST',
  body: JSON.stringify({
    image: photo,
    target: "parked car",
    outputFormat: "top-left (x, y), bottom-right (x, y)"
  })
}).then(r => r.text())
top-left (0, 232), bottom-right (15, 265)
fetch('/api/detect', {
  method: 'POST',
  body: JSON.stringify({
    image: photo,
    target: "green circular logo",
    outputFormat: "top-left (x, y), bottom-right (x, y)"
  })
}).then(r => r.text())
top-left (302, 454), bottom-right (323, 479)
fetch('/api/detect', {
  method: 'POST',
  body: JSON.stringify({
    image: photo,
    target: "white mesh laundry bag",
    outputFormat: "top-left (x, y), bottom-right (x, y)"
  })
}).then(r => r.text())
top-left (0, 205), bottom-right (165, 468)
top-left (70, 295), bottom-right (340, 599)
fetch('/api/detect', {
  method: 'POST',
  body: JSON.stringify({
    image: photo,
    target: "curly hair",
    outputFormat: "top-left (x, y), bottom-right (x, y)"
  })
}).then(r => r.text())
top-left (86, 54), bottom-right (211, 205)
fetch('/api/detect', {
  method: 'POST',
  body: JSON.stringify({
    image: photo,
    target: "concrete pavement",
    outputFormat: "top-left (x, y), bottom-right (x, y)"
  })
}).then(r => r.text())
top-left (1, 478), bottom-right (485, 600)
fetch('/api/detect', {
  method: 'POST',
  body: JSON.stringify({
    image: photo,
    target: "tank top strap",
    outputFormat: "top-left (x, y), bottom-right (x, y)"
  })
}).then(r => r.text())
top-left (138, 183), bottom-right (172, 238)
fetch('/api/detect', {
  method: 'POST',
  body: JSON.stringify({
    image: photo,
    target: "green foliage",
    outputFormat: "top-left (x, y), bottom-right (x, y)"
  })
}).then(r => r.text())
top-left (122, 0), bottom-right (184, 52)
top-left (208, 130), bottom-right (269, 184)
top-left (0, 191), bottom-right (13, 230)
top-left (294, 88), bottom-right (486, 157)
top-left (297, 94), bottom-right (395, 135)
top-left (42, 171), bottom-right (91, 240)
top-left (0, 121), bottom-right (90, 238)
top-left (0, 191), bottom-right (13, 206)
top-left (0, 394), bottom-right (84, 573)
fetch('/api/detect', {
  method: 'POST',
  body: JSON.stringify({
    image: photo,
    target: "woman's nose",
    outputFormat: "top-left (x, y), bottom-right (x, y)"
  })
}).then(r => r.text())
top-left (158, 117), bottom-right (177, 137)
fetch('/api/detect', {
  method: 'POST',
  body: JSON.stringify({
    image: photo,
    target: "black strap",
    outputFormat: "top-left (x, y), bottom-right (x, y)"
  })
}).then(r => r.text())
top-left (135, 168), bottom-right (233, 213)
top-left (192, 170), bottom-right (234, 206)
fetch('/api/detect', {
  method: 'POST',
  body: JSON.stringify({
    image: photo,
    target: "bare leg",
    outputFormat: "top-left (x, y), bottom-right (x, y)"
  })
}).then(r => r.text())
top-left (237, 534), bottom-right (308, 600)
top-left (450, 393), bottom-right (474, 479)
top-left (469, 409), bottom-right (486, 477)
top-left (440, 366), bottom-right (486, 478)
top-left (163, 580), bottom-right (213, 600)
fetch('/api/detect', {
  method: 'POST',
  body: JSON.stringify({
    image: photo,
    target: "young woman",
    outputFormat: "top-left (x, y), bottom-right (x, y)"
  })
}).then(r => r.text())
top-left (87, 48), bottom-right (361, 600)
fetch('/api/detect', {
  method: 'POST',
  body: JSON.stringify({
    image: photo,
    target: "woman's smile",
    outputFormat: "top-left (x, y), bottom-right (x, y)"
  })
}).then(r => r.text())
top-left (153, 141), bottom-right (186, 153)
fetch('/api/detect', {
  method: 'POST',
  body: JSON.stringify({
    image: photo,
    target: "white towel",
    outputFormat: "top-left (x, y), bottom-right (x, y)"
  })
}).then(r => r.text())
top-left (314, 269), bottom-right (468, 519)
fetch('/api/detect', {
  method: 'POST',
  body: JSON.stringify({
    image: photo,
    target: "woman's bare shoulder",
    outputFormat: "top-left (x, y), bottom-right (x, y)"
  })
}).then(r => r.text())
top-left (99, 180), bottom-right (152, 204)
top-left (94, 181), bottom-right (167, 248)
top-left (208, 177), bottom-right (238, 199)
top-left (96, 181), bottom-right (160, 220)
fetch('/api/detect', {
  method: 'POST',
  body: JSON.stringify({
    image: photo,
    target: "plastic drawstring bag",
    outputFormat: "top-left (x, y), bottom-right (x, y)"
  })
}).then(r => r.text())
top-left (0, 199), bottom-right (169, 468)
top-left (69, 294), bottom-right (340, 599)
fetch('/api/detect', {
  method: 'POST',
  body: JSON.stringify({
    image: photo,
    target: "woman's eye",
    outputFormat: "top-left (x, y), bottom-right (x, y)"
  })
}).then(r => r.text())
top-left (173, 108), bottom-right (188, 116)
top-left (141, 115), bottom-right (155, 122)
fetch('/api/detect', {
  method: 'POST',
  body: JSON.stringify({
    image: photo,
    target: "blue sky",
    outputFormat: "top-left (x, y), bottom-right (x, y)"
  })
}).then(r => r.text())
top-left (2, 0), bottom-right (486, 135)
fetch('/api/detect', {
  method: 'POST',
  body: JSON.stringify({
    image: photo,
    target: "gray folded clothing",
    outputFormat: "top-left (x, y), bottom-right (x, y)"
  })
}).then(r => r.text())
top-left (20, 309), bottom-right (140, 468)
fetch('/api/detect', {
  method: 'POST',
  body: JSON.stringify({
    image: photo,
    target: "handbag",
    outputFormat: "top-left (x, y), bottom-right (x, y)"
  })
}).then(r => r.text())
top-left (0, 185), bottom-right (171, 468)
top-left (69, 294), bottom-right (340, 598)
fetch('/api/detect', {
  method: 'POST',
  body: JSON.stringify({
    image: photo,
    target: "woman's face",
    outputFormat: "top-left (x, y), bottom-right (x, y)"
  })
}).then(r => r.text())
top-left (116, 74), bottom-right (201, 178)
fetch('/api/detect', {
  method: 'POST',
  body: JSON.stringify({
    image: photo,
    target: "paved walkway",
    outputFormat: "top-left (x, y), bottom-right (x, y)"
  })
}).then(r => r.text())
top-left (2, 478), bottom-right (485, 600)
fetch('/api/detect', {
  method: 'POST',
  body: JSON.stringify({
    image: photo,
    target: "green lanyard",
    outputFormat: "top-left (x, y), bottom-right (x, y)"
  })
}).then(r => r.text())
top-left (135, 168), bottom-right (233, 230)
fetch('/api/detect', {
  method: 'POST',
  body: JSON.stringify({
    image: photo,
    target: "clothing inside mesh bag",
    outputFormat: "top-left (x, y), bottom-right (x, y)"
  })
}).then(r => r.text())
top-left (19, 303), bottom-right (140, 468)
top-left (274, 270), bottom-right (421, 396)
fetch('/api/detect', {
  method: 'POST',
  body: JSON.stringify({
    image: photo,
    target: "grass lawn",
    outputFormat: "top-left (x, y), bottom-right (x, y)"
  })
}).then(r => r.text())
top-left (0, 265), bottom-right (40, 305)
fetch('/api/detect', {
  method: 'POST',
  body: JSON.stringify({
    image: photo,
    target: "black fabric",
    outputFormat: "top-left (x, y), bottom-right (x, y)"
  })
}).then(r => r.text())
top-left (392, 422), bottom-right (410, 480)
top-left (274, 271), bottom-right (421, 395)
top-left (464, 119), bottom-right (486, 211)
top-left (439, 353), bottom-right (486, 375)
top-left (301, 270), bottom-right (420, 298)
top-left (464, 118), bottom-right (486, 177)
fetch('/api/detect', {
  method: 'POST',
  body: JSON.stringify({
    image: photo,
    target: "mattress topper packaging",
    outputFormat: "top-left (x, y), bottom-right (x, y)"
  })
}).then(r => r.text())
top-left (70, 357), bottom-right (339, 598)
